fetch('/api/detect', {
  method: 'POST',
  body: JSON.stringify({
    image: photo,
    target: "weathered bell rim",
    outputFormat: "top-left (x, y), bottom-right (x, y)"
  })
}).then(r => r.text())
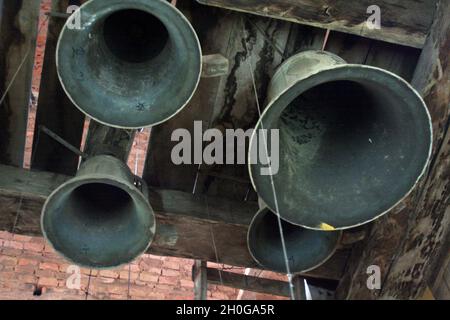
top-left (55, 0), bottom-right (203, 129)
top-left (247, 207), bottom-right (342, 274)
top-left (41, 174), bottom-right (156, 270)
top-left (248, 63), bottom-right (433, 231)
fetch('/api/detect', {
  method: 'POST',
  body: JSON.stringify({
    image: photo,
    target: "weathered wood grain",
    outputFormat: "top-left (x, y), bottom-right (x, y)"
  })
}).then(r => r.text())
top-left (196, 0), bottom-right (438, 48)
top-left (144, 3), bottom-right (291, 202)
top-left (0, 0), bottom-right (40, 167)
top-left (336, 0), bottom-right (450, 299)
top-left (31, 0), bottom-right (86, 175)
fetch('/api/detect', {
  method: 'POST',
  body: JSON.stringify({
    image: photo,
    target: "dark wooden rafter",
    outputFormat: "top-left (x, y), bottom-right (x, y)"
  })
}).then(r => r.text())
top-left (196, 0), bottom-right (438, 49)
top-left (31, 0), bottom-right (87, 175)
top-left (0, 0), bottom-right (40, 167)
top-left (336, 0), bottom-right (450, 299)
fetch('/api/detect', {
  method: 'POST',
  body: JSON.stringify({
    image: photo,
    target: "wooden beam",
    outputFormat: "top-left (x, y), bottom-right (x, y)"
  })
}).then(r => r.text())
top-left (196, 0), bottom-right (438, 49)
top-left (0, 164), bottom-right (347, 280)
top-left (193, 260), bottom-right (208, 300)
top-left (31, 0), bottom-right (86, 175)
top-left (207, 267), bottom-right (291, 297)
top-left (206, 268), bottom-right (335, 299)
top-left (336, 0), bottom-right (450, 300)
top-left (0, 0), bottom-right (40, 167)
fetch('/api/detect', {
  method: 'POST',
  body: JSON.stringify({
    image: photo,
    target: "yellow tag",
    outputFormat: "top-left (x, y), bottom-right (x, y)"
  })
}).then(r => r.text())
top-left (319, 223), bottom-right (335, 231)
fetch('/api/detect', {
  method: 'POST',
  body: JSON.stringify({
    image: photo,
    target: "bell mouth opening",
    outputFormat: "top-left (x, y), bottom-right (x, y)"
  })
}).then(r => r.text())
top-left (253, 66), bottom-right (431, 229)
top-left (248, 209), bottom-right (339, 273)
top-left (102, 9), bottom-right (169, 64)
top-left (279, 80), bottom-right (379, 158)
top-left (42, 181), bottom-right (154, 268)
top-left (71, 183), bottom-right (133, 220)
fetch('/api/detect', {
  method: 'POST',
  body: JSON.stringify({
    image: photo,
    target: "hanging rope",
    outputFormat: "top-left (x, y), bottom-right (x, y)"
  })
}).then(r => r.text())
top-left (241, 16), bottom-right (296, 300)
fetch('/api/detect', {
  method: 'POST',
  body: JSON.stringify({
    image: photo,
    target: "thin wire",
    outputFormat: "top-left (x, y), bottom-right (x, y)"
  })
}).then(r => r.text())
top-left (11, 196), bottom-right (24, 234)
top-left (322, 29), bottom-right (331, 51)
top-left (241, 17), bottom-right (296, 300)
top-left (0, 15), bottom-right (50, 107)
top-left (127, 131), bottom-right (142, 300)
top-left (204, 197), bottom-right (223, 285)
top-left (127, 264), bottom-right (132, 300)
top-left (85, 270), bottom-right (92, 300)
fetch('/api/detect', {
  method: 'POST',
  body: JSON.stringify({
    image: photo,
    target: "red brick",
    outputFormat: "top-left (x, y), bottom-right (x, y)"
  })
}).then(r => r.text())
top-left (3, 240), bottom-right (24, 250)
top-left (106, 283), bottom-right (129, 295)
top-left (129, 285), bottom-right (151, 297)
top-left (39, 262), bottom-right (59, 272)
top-left (99, 270), bottom-right (119, 279)
top-left (158, 276), bottom-right (179, 286)
top-left (0, 256), bottom-right (17, 266)
top-left (18, 258), bottom-right (39, 266)
top-left (80, 268), bottom-right (98, 276)
top-left (180, 279), bottom-right (194, 288)
top-left (168, 294), bottom-right (193, 300)
top-left (0, 231), bottom-right (13, 240)
top-left (162, 269), bottom-right (180, 277)
top-left (211, 291), bottom-right (230, 300)
top-left (139, 272), bottom-right (158, 283)
top-left (139, 292), bottom-right (166, 300)
top-left (12, 234), bottom-right (32, 242)
top-left (1, 248), bottom-right (23, 256)
top-left (43, 245), bottom-right (55, 253)
top-left (110, 293), bottom-right (128, 300)
top-left (141, 257), bottom-right (163, 268)
top-left (36, 269), bottom-right (56, 278)
top-left (15, 264), bottom-right (37, 273)
top-left (99, 277), bottom-right (115, 284)
top-left (24, 242), bottom-right (45, 252)
top-left (38, 277), bottom-right (58, 287)
top-left (119, 271), bottom-right (139, 281)
top-left (163, 261), bottom-right (180, 270)
top-left (20, 274), bottom-right (37, 284)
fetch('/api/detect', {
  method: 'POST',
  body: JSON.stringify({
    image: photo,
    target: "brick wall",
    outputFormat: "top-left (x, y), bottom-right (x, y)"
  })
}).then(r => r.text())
top-left (0, 231), bottom-right (243, 300)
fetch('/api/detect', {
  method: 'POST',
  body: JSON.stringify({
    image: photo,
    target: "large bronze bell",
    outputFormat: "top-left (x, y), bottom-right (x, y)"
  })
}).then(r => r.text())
top-left (56, 0), bottom-right (202, 128)
top-left (41, 155), bottom-right (156, 269)
top-left (249, 50), bottom-right (432, 230)
top-left (248, 207), bottom-right (341, 273)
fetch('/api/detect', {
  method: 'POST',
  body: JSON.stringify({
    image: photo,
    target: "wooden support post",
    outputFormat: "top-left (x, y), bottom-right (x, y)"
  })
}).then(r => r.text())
top-left (336, 0), bottom-right (450, 300)
top-left (82, 120), bottom-right (135, 163)
top-left (196, 0), bottom-right (437, 48)
top-left (193, 260), bottom-right (208, 300)
top-left (292, 275), bottom-right (306, 300)
top-left (0, 0), bottom-right (40, 167)
top-left (31, 0), bottom-right (87, 175)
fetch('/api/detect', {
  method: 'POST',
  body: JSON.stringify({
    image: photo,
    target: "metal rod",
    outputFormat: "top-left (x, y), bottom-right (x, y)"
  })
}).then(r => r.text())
top-left (39, 125), bottom-right (89, 159)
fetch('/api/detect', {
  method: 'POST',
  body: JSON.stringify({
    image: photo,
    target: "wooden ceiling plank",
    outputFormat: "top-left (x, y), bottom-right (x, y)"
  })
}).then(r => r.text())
top-left (0, 0), bottom-right (40, 167)
top-left (31, 0), bottom-right (87, 175)
top-left (196, 0), bottom-right (438, 48)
